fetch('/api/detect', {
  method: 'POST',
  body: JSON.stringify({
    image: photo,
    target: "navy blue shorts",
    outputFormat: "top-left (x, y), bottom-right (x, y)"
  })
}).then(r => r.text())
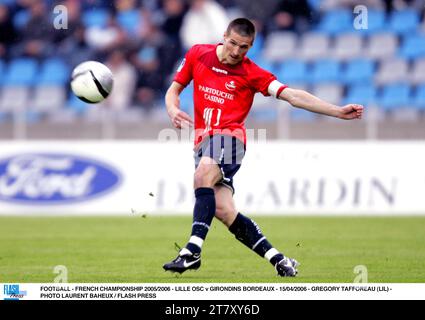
top-left (194, 134), bottom-right (246, 194)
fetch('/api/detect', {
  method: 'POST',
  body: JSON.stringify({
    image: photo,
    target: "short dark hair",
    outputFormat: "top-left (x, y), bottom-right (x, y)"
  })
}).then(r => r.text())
top-left (226, 18), bottom-right (256, 39)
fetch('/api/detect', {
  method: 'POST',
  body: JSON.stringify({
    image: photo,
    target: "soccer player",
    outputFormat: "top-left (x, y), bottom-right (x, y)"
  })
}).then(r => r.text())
top-left (163, 18), bottom-right (364, 277)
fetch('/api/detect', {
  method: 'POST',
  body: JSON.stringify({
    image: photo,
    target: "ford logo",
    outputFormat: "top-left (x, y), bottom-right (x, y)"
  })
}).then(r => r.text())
top-left (0, 153), bottom-right (122, 204)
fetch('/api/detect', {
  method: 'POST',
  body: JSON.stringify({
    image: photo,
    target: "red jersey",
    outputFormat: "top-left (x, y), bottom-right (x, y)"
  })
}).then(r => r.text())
top-left (174, 44), bottom-right (285, 146)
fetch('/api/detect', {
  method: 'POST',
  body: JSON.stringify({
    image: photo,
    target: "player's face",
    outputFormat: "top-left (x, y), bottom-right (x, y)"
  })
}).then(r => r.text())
top-left (222, 30), bottom-right (253, 65)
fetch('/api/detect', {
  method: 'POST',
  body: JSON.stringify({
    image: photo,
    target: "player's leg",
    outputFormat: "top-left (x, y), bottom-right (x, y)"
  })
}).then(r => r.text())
top-left (214, 185), bottom-right (299, 277)
top-left (163, 137), bottom-right (223, 274)
top-left (185, 156), bottom-right (222, 255)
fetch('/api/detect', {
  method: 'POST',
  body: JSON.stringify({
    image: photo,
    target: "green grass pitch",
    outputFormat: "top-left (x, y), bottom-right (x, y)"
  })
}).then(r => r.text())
top-left (0, 216), bottom-right (424, 283)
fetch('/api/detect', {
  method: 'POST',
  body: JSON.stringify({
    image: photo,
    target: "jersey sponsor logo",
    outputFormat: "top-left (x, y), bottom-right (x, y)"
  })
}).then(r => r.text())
top-left (0, 153), bottom-right (121, 205)
top-left (177, 58), bottom-right (186, 72)
top-left (212, 66), bottom-right (228, 75)
top-left (225, 81), bottom-right (236, 91)
top-left (198, 85), bottom-right (234, 105)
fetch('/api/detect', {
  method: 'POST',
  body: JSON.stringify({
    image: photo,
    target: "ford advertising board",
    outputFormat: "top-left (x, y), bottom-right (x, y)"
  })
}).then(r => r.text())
top-left (0, 153), bottom-right (122, 205)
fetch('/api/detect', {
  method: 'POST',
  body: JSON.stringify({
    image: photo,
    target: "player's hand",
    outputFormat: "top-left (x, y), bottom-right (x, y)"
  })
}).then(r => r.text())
top-left (168, 106), bottom-right (194, 129)
top-left (338, 104), bottom-right (364, 120)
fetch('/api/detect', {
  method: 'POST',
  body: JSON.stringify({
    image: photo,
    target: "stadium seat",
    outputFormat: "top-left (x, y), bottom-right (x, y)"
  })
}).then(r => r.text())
top-left (0, 87), bottom-right (30, 112)
top-left (247, 33), bottom-right (264, 61)
top-left (312, 84), bottom-right (343, 105)
top-left (263, 32), bottom-right (297, 62)
top-left (12, 9), bottom-right (30, 29)
top-left (379, 83), bottom-right (411, 111)
top-left (307, 0), bottom-right (322, 10)
top-left (33, 86), bottom-right (66, 113)
top-left (82, 9), bottom-right (109, 28)
top-left (179, 83), bottom-right (194, 115)
top-left (67, 94), bottom-right (91, 114)
top-left (365, 33), bottom-right (398, 60)
top-left (276, 59), bottom-right (308, 85)
top-left (47, 108), bottom-right (78, 123)
top-left (317, 10), bottom-right (353, 34)
top-left (344, 84), bottom-right (377, 106)
top-left (343, 59), bottom-right (375, 84)
top-left (3, 58), bottom-right (38, 86)
top-left (250, 107), bottom-right (278, 122)
top-left (253, 93), bottom-right (278, 109)
top-left (0, 59), bottom-right (4, 85)
top-left (375, 58), bottom-right (409, 85)
top-left (388, 9), bottom-right (419, 34)
top-left (38, 59), bottom-right (70, 85)
top-left (333, 33), bottom-right (363, 60)
top-left (400, 34), bottom-right (425, 59)
top-left (412, 84), bottom-right (425, 111)
top-left (0, 0), bottom-right (15, 5)
top-left (254, 57), bottom-right (276, 74)
top-left (410, 59), bottom-right (425, 85)
top-left (299, 32), bottom-right (330, 60)
top-left (290, 107), bottom-right (316, 121)
top-left (117, 9), bottom-right (141, 35)
top-left (115, 109), bottom-right (145, 123)
top-left (310, 59), bottom-right (342, 84)
top-left (83, 104), bottom-right (108, 123)
top-left (0, 111), bottom-right (7, 123)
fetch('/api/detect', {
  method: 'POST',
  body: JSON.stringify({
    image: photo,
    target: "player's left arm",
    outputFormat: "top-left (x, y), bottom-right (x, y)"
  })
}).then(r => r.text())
top-left (278, 87), bottom-right (364, 120)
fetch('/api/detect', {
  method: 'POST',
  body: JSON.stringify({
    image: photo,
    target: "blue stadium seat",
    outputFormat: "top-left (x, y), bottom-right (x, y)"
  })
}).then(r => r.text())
top-left (290, 107), bottom-right (316, 121)
top-left (310, 59), bottom-right (341, 84)
top-left (247, 34), bottom-right (264, 61)
top-left (388, 9), bottom-right (419, 34)
top-left (250, 108), bottom-right (278, 121)
top-left (0, 111), bottom-right (7, 123)
top-left (117, 10), bottom-right (140, 35)
top-left (3, 58), bottom-right (38, 86)
top-left (345, 84), bottom-right (377, 106)
top-left (254, 57), bottom-right (276, 74)
top-left (179, 83), bottom-right (194, 115)
top-left (24, 110), bottom-right (42, 123)
top-left (379, 83), bottom-right (411, 111)
top-left (343, 59), bottom-right (375, 84)
top-left (67, 94), bottom-right (90, 114)
top-left (38, 59), bottom-right (70, 85)
top-left (277, 60), bottom-right (308, 84)
top-left (82, 9), bottom-right (109, 28)
top-left (317, 10), bottom-right (352, 34)
top-left (0, 60), bottom-right (4, 85)
top-left (400, 34), bottom-right (425, 59)
top-left (413, 85), bottom-right (425, 110)
top-left (307, 0), bottom-right (322, 10)
top-left (12, 9), bottom-right (30, 29)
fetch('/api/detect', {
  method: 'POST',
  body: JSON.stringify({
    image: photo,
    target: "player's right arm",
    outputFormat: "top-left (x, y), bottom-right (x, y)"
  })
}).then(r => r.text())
top-left (165, 81), bottom-right (194, 129)
top-left (166, 45), bottom-right (200, 129)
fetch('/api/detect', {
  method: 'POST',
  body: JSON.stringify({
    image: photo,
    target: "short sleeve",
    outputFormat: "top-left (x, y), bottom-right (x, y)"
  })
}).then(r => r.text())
top-left (173, 45), bottom-right (198, 87)
top-left (250, 65), bottom-right (277, 96)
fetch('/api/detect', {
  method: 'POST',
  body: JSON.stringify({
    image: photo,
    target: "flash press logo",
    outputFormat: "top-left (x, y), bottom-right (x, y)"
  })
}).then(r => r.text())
top-left (4, 284), bottom-right (27, 300)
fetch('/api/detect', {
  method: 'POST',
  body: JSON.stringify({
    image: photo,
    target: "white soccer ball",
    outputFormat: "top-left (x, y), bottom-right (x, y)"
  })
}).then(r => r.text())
top-left (70, 61), bottom-right (113, 103)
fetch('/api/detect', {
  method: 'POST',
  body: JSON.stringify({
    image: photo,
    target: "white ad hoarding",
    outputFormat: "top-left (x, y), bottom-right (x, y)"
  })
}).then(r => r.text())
top-left (0, 141), bottom-right (424, 215)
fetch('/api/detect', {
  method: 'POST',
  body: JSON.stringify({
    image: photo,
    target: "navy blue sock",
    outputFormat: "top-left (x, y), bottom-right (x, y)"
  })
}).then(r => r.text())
top-left (229, 213), bottom-right (284, 266)
top-left (185, 187), bottom-right (216, 255)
